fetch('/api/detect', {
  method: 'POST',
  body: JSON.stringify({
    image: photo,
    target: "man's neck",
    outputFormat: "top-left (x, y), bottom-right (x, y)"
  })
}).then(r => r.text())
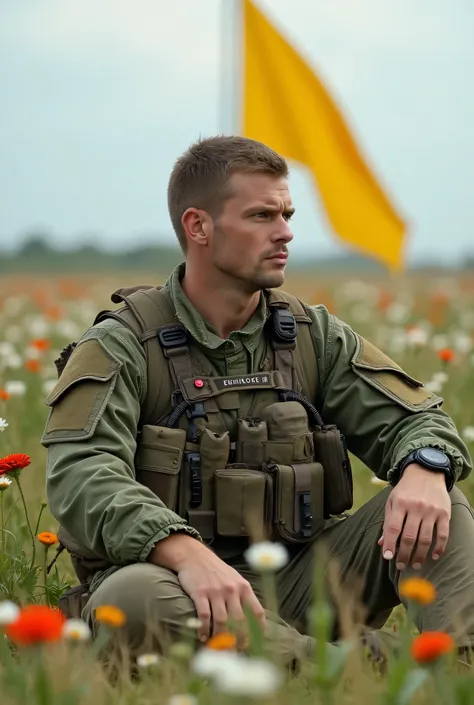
top-left (181, 265), bottom-right (261, 339)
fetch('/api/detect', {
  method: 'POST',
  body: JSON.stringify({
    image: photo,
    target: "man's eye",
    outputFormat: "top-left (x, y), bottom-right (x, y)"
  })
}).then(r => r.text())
top-left (283, 212), bottom-right (293, 222)
top-left (255, 212), bottom-right (269, 219)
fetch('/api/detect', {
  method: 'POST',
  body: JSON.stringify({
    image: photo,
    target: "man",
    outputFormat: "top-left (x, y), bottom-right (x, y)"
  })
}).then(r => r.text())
top-left (43, 135), bottom-right (474, 666)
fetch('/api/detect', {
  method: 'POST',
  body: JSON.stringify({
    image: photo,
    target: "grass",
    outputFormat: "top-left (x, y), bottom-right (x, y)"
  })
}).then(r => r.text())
top-left (1, 267), bottom-right (474, 704)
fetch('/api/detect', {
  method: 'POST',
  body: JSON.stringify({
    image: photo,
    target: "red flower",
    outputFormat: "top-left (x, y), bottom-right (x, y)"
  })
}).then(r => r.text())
top-left (411, 632), bottom-right (455, 664)
top-left (6, 604), bottom-right (66, 646)
top-left (437, 348), bottom-right (454, 364)
top-left (30, 339), bottom-right (50, 352)
top-left (0, 389), bottom-right (10, 401)
top-left (25, 359), bottom-right (40, 373)
top-left (0, 453), bottom-right (31, 476)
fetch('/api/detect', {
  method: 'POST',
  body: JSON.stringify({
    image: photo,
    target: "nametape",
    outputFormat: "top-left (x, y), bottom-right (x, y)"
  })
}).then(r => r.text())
top-left (214, 374), bottom-right (273, 391)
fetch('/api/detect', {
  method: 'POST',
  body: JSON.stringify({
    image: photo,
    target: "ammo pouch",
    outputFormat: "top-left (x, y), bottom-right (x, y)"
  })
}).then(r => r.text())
top-left (313, 425), bottom-right (353, 516)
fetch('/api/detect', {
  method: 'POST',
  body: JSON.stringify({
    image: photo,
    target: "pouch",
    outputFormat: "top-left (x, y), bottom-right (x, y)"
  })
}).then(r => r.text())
top-left (135, 425), bottom-right (186, 511)
top-left (313, 425), bottom-right (353, 516)
top-left (262, 401), bottom-right (313, 465)
top-left (235, 418), bottom-right (268, 467)
top-left (266, 462), bottom-right (324, 543)
top-left (215, 467), bottom-right (273, 540)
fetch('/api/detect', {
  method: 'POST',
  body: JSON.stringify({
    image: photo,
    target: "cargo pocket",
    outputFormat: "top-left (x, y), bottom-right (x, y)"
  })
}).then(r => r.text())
top-left (267, 462), bottom-right (324, 543)
top-left (215, 468), bottom-right (272, 540)
top-left (135, 425), bottom-right (186, 511)
top-left (313, 426), bottom-right (353, 517)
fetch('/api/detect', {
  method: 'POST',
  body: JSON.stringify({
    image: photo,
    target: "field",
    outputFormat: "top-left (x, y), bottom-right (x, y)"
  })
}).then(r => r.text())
top-left (1, 267), bottom-right (474, 704)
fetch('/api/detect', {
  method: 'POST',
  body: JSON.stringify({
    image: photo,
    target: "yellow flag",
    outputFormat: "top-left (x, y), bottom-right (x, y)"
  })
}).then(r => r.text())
top-left (241, 0), bottom-right (407, 270)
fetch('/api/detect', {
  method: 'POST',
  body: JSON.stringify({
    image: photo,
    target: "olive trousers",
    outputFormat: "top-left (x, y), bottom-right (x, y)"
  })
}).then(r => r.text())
top-left (82, 486), bottom-right (474, 664)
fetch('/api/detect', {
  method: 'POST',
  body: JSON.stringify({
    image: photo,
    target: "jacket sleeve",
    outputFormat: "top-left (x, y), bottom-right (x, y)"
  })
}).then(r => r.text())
top-left (307, 305), bottom-right (472, 484)
top-left (42, 318), bottom-right (200, 566)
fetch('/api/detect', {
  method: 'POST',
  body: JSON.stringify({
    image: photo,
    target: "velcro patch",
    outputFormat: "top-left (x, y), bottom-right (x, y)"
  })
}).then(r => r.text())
top-left (352, 335), bottom-right (443, 412)
top-left (41, 339), bottom-right (122, 445)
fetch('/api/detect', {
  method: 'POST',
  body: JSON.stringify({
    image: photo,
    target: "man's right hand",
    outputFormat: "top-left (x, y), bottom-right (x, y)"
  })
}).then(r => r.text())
top-left (148, 533), bottom-right (266, 642)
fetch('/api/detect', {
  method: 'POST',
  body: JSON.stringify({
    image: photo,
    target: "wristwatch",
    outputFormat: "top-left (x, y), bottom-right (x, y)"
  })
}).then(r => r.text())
top-left (397, 448), bottom-right (454, 491)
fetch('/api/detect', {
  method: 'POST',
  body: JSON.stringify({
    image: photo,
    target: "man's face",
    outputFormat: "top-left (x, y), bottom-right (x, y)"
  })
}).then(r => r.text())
top-left (208, 171), bottom-right (294, 291)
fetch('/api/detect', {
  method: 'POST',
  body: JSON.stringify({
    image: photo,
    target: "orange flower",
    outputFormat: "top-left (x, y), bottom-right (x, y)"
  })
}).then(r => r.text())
top-left (411, 632), bottom-right (455, 664)
top-left (206, 632), bottom-right (237, 651)
top-left (0, 453), bottom-right (31, 477)
top-left (6, 604), bottom-right (66, 646)
top-left (30, 339), bottom-right (50, 352)
top-left (25, 359), bottom-right (40, 373)
top-left (0, 389), bottom-right (10, 401)
top-left (95, 605), bottom-right (126, 628)
top-left (37, 532), bottom-right (58, 546)
top-left (399, 577), bottom-right (436, 606)
top-left (438, 348), bottom-right (454, 364)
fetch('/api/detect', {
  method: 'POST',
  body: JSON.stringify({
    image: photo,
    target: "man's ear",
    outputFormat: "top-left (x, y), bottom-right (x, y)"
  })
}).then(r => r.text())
top-left (181, 208), bottom-right (212, 247)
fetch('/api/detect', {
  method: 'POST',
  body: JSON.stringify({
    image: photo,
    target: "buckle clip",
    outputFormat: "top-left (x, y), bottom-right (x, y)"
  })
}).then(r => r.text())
top-left (298, 492), bottom-right (312, 537)
top-left (187, 452), bottom-right (202, 507)
top-left (158, 325), bottom-right (188, 349)
top-left (272, 308), bottom-right (297, 344)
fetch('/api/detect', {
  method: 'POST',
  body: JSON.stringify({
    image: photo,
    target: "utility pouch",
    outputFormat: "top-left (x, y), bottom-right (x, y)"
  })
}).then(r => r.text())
top-left (214, 467), bottom-right (273, 540)
top-left (235, 418), bottom-right (268, 468)
top-left (188, 428), bottom-right (231, 542)
top-left (266, 462), bottom-right (324, 543)
top-left (135, 425), bottom-right (186, 511)
top-left (262, 401), bottom-right (314, 465)
top-left (313, 425), bottom-right (353, 516)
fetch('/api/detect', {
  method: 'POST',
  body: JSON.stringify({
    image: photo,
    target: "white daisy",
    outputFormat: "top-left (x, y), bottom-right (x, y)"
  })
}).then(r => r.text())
top-left (0, 600), bottom-right (20, 626)
top-left (0, 418), bottom-right (8, 432)
top-left (62, 618), bottom-right (92, 642)
top-left (462, 427), bottom-right (474, 443)
top-left (136, 653), bottom-right (160, 668)
top-left (244, 540), bottom-right (289, 572)
top-left (0, 477), bottom-right (13, 491)
top-left (213, 655), bottom-right (283, 697)
top-left (5, 381), bottom-right (26, 396)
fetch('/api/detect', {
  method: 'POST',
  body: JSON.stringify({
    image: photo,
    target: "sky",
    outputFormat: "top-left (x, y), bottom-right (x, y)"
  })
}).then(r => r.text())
top-left (1, 0), bottom-right (473, 264)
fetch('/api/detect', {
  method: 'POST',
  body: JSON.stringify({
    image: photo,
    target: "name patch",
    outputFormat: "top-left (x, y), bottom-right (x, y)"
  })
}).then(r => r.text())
top-left (214, 374), bottom-right (272, 391)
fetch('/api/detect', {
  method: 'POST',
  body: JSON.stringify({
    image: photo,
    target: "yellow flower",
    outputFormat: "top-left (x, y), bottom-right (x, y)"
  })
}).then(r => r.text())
top-left (95, 605), bottom-right (126, 628)
top-left (399, 577), bottom-right (436, 606)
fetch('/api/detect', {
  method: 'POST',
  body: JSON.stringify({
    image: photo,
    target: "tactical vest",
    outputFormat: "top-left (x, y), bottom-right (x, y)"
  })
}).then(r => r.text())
top-left (54, 285), bottom-right (353, 572)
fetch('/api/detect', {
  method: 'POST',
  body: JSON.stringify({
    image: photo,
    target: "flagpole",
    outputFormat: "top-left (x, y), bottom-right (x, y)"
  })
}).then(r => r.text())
top-left (219, 0), bottom-right (242, 135)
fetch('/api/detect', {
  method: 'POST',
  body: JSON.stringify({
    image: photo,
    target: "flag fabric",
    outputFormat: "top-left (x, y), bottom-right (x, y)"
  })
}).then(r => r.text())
top-left (241, 0), bottom-right (407, 270)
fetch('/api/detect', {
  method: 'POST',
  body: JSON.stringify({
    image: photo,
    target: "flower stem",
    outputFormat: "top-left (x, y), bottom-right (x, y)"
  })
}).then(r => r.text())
top-left (34, 502), bottom-right (46, 537)
top-left (42, 545), bottom-right (50, 606)
top-left (0, 492), bottom-right (4, 574)
top-left (14, 475), bottom-right (36, 568)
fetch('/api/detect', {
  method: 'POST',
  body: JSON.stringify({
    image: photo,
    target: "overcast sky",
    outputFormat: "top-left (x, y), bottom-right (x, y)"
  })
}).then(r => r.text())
top-left (2, 0), bottom-right (473, 263)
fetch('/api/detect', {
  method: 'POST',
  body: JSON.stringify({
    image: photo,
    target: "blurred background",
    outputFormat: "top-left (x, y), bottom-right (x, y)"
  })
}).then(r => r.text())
top-left (2, 0), bottom-right (474, 275)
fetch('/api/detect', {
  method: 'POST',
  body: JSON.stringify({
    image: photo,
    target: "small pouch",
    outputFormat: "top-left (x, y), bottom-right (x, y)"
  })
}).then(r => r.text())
top-left (313, 425), bottom-right (353, 516)
top-left (235, 418), bottom-right (268, 468)
top-left (266, 462), bottom-right (324, 543)
top-left (262, 401), bottom-right (314, 464)
top-left (135, 425), bottom-right (186, 511)
top-left (215, 467), bottom-right (273, 540)
top-left (199, 428), bottom-right (230, 506)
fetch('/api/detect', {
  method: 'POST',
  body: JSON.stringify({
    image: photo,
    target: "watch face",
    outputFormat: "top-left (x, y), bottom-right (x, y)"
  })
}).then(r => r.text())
top-left (419, 448), bottom-right (447, 466)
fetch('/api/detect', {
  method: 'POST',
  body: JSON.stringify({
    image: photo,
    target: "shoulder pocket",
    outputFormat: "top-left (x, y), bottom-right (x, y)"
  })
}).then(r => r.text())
top-left (41, 339), bottom-right (122, 445)
top-left (351, 335), bottom-right (442, 412)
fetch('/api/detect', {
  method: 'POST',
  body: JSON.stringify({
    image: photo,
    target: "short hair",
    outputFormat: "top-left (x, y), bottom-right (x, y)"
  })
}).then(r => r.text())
top-left (167, 135), bottom-right (289, 252)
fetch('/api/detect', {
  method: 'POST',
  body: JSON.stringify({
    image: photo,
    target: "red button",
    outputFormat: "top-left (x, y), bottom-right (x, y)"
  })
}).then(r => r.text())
top-left (194, 379), bottom-right (204, 388)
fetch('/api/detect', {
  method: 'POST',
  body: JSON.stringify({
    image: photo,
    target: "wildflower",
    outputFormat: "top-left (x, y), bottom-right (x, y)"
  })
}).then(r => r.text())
top-left (437, 348), bottom-right (454, 364)
top-left (37, 532), bottom-right (59, 546)
top-left (405, 327), bottom-right (428, 348)
top-left (462, 427), bottom-right (474, 443)
top-left (0, 600), bottom-right (21, 626)
top-left (136, 653), bottom-right (160, 668)
top-left (206, 632), bottom-right (237, 651)
top-left (0, 418), bottom-right (8, 432)
top-left (186, 617), bottom-right (203, 630)
top-left (62, 618), bottom-right (92, 642)
top-left (191, 648), bottom-right (242, 678)
top-left (399, 577), bottom-right (436, 606)
top-left (43, 379), bottom-right (57, 396)
top-left (95, 605), bottom-right (126, 628)
top-left (25, 359), bottom-right (40, 373)
top-left (213, 655), bottom-right (284, 697)
top-left (432, 371), bottom-right (449, 384)
top-left (244, 540), bottom-right (289, 572)
top-left (0, 477), bottom-right (12, 491)
top-left (168, 696), bottom-right (198, 705)
top-left (0, 390), bottom-right (10, 401)
top-left (425, 378), bottom-right (443, 394)
top-left (30, 339), bottom-right (50, 352)
top-left (411, 632), bottom-right (455, 664)
top-left (4, 381), bottom-right (26, 396)
top-left (0, 453), bottom-right (31, 477)
top-left (6, 604), bottom-right (66, 645)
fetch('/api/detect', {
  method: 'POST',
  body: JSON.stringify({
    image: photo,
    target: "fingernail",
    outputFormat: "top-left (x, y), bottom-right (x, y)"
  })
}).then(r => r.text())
top-left (412, 562), bottom-right (421, 570)
top-left (433, 554), bottom-right (440, 561)
top-left (396, 562), bottom-right (406, 571)
top-left (383, 550), bottom-right (393, 560)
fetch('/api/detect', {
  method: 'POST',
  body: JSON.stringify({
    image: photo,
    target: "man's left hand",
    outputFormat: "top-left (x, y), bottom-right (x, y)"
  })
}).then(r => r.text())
top-left (378, 464), bottom-right (451, 570)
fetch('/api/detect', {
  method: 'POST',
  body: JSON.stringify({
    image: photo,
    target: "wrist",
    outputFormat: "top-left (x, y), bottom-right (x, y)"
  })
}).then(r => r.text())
top-left (396, 447), bottom-right (454, 492)
top-left (147, 532), bottom-right (203, 571)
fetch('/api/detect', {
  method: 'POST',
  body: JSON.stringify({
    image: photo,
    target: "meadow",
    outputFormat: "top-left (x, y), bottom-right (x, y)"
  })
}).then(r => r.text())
top-left (1, 266), bottom-right (474, 704)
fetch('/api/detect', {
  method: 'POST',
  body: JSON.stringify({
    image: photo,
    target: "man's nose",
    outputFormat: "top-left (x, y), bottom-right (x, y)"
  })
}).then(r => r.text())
top-left (275, 218), bottom-right (294, 243)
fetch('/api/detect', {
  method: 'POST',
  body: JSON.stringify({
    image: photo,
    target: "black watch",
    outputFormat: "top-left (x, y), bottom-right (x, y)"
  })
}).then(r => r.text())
top-left (398, 448), bottom-right (454, 491)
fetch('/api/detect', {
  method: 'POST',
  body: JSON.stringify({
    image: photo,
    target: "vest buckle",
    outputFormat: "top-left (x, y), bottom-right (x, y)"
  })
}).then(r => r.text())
top-left (187, 452), bottom-right (202, 507)
top-left (158, 325), bottom-right (188, 349)
top-left (272, 308), bottom-right (297, 345)
top-left (298, 492), bottom-right (313, 537)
